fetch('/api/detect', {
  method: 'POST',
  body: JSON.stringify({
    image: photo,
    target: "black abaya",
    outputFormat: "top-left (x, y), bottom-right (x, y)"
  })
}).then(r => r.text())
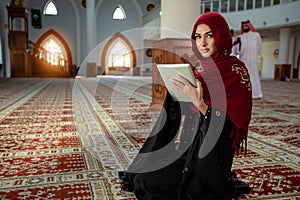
top-left (119, 93), bottom-right (236, 200)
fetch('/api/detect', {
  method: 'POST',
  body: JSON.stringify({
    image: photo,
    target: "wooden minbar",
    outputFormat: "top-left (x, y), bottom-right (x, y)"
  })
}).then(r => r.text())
top-left (7, 0), bottom-right (30, 77)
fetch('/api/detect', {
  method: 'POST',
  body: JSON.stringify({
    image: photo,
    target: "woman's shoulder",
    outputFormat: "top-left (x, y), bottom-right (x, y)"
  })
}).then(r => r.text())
top-left (231, 62), bottom-right (247, 72)
top-left (226, 57), bottom-right (246, 71)
top-left (230, 63), bottom-right (251, 91)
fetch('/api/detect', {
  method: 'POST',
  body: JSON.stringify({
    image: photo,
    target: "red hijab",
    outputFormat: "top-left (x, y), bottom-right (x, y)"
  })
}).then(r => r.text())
top-left (191, 12), bottom-right (252, 154)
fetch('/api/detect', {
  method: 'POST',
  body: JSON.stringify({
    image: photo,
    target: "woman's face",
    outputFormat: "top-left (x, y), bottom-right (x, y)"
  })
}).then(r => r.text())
top-left (194, 24), bottom-right (217, 58)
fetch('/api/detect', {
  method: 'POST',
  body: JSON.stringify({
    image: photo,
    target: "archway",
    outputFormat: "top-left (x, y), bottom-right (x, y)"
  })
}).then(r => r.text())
top-left (101, 32), bottom-right (137, 75)
top-left (34, 29), bottom-right (75, 77)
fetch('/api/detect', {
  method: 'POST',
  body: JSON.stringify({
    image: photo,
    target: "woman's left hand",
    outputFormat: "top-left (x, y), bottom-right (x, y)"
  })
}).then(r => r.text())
top-left (171, 74), bottom-right (208, 115)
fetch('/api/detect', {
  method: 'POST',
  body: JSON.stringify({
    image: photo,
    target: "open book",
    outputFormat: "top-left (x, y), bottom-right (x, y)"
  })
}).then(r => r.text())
top-left (157, 63), bottom-right (196, 102)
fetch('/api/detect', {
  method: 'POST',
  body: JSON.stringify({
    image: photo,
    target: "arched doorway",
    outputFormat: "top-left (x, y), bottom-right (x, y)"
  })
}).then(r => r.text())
top-left (101, 32), bottom-right (137, 75)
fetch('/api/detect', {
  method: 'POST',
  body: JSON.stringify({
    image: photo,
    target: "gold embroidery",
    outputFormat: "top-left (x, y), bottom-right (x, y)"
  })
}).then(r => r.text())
top-left (231, 64), bottom-right (252, 91)
top-left (224, 50), bottom-right (228, 56)
top-left (175, 115), bottom-right (185, 145)
top-left (196, 64), bottom-right (205, 73)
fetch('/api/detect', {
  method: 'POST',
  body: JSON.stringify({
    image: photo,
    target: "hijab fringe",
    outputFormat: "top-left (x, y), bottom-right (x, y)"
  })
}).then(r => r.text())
top-left (230, 126), bottom-right (248, 155)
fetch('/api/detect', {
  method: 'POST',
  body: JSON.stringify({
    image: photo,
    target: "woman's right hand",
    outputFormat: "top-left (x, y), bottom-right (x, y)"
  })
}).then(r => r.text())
top-left (171, 75), bottom-right (208, 115)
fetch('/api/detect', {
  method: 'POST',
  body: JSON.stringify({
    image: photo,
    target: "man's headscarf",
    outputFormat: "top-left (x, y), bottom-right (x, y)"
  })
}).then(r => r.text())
top-left (191, 12), bottom-right (252, 154)
top-left (240, 19), bottom-right (257, 34)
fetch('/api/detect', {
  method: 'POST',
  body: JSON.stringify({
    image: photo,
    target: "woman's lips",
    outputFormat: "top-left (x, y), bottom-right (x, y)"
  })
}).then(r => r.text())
top-left (200, 48), bottom-right (209, 53)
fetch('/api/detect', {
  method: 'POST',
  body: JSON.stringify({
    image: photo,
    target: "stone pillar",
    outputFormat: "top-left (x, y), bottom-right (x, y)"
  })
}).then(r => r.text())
top-left (86, 0), bottom-right (96, 54)
top-left (274, 28), bottom-right (291, 81)
top-left (86, 0), bottom-right (97, 77)
top-left (278, 28), bottom-right (290, 64)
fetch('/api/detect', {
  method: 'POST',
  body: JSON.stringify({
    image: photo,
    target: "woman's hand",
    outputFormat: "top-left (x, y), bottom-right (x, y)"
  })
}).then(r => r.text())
top-left (171, 74), bottom-right (208, 115)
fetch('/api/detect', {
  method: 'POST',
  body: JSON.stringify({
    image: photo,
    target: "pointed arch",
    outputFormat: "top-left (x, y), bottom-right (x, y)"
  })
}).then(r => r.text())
top-left (43, 0), bottom-right (58, 15)
top-left (35, 29), bottom-right (73, 76)
top-left (36, 29), bottom-right (72, 66)
top-left (101, 32), bottom-right (136, 75)
top-left (113, 5), bottom-right (126, 20)
top-left (95, 0), bottom-right (142, 18)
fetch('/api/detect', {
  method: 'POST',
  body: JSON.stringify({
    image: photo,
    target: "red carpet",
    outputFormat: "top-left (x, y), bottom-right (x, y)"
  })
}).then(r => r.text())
top-left (0, 77), bottom-right (299, 199)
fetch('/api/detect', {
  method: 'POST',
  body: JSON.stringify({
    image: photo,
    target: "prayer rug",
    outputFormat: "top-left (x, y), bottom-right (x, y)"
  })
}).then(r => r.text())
top-left (0, 77), bottom-right (299, 200)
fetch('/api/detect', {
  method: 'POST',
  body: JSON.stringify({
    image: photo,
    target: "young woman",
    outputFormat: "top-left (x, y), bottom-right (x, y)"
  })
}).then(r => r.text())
top-left (119, 12), bottom-right (252, 200)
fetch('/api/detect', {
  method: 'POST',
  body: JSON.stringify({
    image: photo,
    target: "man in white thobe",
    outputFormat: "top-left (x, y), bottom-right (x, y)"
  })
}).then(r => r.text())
top-left (237, 20), bottom-right (263, 99)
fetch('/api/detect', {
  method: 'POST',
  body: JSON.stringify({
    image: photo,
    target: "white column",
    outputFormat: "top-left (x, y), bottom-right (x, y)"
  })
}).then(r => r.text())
top-left (160, 0), bottom-right (201, 39)
top-left (86, 0), bottom-right (96, 54)
top-left (278, 28), bottom-right (290, 64)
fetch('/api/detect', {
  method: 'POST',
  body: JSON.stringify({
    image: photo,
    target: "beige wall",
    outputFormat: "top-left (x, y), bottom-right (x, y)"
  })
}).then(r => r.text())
top-left (160, 0), bottom-right (200, 39)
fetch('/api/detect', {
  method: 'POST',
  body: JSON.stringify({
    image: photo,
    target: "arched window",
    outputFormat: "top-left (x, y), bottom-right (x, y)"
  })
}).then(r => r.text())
top-left (43, 0), bottom-right (58, 16)
top-left (113, 5), bottom-right (126, 20)
top-left (41, 37), bottom-right (66, 67)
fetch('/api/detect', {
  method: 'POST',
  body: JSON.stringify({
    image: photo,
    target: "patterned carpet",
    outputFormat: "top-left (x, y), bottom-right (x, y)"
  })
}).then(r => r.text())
top-left (0, 77), bottom-right (299, 200)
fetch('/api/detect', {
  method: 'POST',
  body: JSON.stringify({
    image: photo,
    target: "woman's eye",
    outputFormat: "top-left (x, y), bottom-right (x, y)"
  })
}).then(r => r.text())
top-left (195, 35), bottom-right (201, 39)
top-left (207, 34), bottom-right (213, 38)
